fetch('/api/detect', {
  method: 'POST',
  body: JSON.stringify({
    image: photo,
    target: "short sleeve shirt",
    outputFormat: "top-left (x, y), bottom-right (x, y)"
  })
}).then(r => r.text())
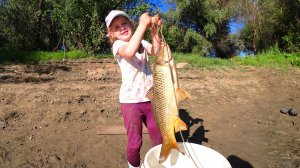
top-left (112, 40), bottom-right (153, 103)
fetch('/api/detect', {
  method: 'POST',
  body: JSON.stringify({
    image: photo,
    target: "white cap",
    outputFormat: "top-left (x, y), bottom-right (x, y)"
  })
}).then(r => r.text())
top-left (105, 10), bottom-right (130, 28)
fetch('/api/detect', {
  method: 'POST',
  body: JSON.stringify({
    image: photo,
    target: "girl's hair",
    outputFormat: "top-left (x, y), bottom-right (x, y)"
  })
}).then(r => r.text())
top-left (107, 27), bottom-right (116, 44)
top-left (107, 17), bottom-right (134, 45)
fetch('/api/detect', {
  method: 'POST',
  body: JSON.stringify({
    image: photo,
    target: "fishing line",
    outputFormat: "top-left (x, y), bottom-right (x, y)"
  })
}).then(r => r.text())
top-left (179, 127), bottom-right (205, 168)
top-left (150, 18), bottom-right (163, 56)
top-left (185, 136), bottom-right (205, 168)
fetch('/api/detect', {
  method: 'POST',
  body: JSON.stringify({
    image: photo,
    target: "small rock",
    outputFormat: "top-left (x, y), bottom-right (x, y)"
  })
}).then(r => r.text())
top-left (0, 121), bottom-right (7, 129)
top-left (280, 107), bottom-right (290, 114)
top-left (288, 108), bottom-right (298, 116)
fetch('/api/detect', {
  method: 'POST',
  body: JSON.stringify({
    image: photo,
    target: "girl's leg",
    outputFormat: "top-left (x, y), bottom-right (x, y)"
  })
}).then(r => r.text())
top-left (142, 102), bottom-right (163, 146)
top-left (121, 103), bottom-right (143, 167)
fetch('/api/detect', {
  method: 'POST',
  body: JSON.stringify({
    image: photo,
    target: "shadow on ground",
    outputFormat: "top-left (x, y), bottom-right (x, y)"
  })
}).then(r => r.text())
top-left (176, 109), bottom-right (209, 144)
top-left (177, 109), bottom-right (254, 168)
top-left (227, 155), bottom-right (254, 168)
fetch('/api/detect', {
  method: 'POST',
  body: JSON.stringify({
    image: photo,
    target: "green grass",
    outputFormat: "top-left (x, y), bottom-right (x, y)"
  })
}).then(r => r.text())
top-left (174, 53), bottom-right (235, 69)
top-left (0, 50), bottom-right (92, 64)
top-left (173, 51), bottom-right (299, 69)
top-left (231, 51), bottom-right (300, 69)
top-left (1, 49), bottom-right (299, 69)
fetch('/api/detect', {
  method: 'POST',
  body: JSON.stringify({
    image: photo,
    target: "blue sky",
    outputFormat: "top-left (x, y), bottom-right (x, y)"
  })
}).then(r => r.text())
top-left (148, 0), bottom-right (169, 12)
top-left (229, 21), bottom-right (245, 34)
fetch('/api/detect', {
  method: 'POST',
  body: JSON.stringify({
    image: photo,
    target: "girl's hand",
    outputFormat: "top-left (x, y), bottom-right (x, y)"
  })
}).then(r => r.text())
top-left (150, 14), bottom-right (162, 36)
top-left (139, 13), bottom-right (152, 28)
top-left (148, 14), bottom-right (162, 56)
top-left (151, 14), bottom-right (162, 26)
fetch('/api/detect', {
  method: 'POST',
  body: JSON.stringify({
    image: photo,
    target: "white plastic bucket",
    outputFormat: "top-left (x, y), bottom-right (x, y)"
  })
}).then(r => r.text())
top-left (143, 142), bottom-right (232, 168)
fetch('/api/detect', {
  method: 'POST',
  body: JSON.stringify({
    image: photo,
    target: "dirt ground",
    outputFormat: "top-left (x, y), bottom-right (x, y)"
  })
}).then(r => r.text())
top-left (0, 58), bottom-right (299, 168)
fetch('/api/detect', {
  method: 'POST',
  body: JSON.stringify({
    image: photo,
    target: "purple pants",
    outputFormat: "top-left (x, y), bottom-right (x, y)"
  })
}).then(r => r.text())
top-left (120, 101), bottom-right (162, 167)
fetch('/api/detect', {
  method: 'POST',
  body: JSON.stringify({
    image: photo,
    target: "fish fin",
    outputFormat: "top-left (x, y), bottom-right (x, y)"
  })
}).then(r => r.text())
top-left (145, 87), bottom-right (154, 101)
top-left (174, 117), bottom-right (188, 133)
top-left (159, 141), bottom-right (179, 164)
top-left (176, 88), bottom-right (192, 101)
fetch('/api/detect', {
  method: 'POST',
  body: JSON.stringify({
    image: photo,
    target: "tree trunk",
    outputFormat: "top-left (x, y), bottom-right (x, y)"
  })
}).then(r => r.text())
top-left (35, 0), bottom-right (45, 50)
top-left (252, 27), bottom-right (257, 54)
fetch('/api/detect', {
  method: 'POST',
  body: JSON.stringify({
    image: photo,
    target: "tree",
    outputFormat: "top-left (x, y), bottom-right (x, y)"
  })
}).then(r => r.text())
top-left (166, 0), bottom-right (236, 58)
top-left (51, 0), bottom-right (128, 52)
top-left (0, 0), bottom-right (161, 53)
top-left (0, 0), bottom-right (128, 51)
top-left (277, 0), bottom-right (300, 52)
top-left (0, 0), bottom-right (37, 50)
top-left (237, 0), bottom-right (300, 53)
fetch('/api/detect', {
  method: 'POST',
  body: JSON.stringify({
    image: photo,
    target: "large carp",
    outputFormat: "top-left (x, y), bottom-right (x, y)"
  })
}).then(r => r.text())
top-left (146, 26), bottom-right (191, 164)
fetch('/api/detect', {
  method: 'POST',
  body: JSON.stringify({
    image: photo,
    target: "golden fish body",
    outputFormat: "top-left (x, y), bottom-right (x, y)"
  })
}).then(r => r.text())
top-left (150, 41), bottom-right (191, 164)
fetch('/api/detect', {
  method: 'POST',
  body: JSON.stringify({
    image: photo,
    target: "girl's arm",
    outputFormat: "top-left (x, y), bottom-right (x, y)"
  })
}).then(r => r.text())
top-left (118, 13), bottom-right (151, 60)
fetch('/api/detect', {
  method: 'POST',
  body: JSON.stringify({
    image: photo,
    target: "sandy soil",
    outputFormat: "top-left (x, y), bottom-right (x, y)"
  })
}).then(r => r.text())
top-left (0, 58), bottom-right (299, 168)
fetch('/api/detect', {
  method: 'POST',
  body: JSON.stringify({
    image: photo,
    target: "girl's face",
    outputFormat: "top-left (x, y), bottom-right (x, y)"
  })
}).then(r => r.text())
top-left (109, 16), bottom-right (133, 42)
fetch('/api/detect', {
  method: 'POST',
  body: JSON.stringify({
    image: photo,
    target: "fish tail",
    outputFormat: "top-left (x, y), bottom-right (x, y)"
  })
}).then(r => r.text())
top-left (159, 140), bottom-right (179, 164)
top-left (159, 118), bottom-right (187, 164)
top-left (176, 88), bottom-right (192, 101)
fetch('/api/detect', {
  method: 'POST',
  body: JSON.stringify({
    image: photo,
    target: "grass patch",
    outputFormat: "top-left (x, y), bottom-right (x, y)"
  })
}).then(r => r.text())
top-left (95, 53), bottom-right (113, 59)
top-left (0, 50), bottom-right (92, 64)
top-left (231, 52), bottom-right (300, 69)
top-left (1, 49), bottom-right (299, 69)
top-left (173, 51), bottom-right (299, 69)
top-left (174, 53), bottom-right (234, 69)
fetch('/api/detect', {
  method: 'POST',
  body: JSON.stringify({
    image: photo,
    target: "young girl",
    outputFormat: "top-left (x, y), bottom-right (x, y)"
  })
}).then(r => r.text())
top-left (105, 10), bottom-right (163, 168)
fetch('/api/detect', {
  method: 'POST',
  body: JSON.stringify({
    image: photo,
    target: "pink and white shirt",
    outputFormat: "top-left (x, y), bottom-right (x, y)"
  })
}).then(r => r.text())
top-left (113, 40), bottom-right (153, 103)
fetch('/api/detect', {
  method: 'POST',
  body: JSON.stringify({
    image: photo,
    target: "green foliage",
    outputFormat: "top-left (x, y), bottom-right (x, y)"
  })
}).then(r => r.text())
top-left (0, 0), bottom-right (299, 59)
top-left (127, 3), bottom-right (152, 19)
top-left (281, 24), bottom-right (300, 53)
top-left (51, 0), bottom-right (122, 52)
top-left (163, 25), bottom-right (185, 52)
top-left (183, 29), bottom-right (212, 55)
top-left (237, 0), bottom-right (300, 53)
top-left (0, 0), bottom-right (37, 50)
top-left (0, 0), bottom-right (130, 52)
top-left (168, 0), bottom-right (235, 58)
top-left (0, 0), bottom-right (163, 54)
top-left (204, 23), bottom-right (217, 37)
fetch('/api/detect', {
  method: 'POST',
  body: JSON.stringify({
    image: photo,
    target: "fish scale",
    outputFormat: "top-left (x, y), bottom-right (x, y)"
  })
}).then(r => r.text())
top-left (153, 64), bottom-right (178, 137)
